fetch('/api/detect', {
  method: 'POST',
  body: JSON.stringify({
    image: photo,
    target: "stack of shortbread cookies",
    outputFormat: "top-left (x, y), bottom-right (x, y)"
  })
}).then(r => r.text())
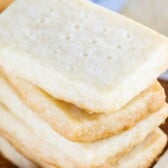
top-left (0, 0), bottom-right (168, 167)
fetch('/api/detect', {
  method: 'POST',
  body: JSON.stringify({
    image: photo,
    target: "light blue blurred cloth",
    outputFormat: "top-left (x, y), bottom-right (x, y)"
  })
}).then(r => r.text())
top-left (92, 0), bottom-right (127, 11)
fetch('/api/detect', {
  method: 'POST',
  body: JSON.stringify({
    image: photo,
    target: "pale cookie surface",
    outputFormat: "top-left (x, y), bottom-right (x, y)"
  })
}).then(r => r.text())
top-left (6, 74), bottom-right (165, 142)
top-left (0, 76), bottom-right (167, 168)
top-left (0, 136), bottom-right (37, 168)
top-left (0, 0), bottom-right (168, 113)
top-left (116, 128), bottom-right (167, 168)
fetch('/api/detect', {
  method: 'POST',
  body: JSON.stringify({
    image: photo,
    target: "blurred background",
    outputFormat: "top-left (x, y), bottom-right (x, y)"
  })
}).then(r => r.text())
top-left (91, 0), bottom-right (127, 11)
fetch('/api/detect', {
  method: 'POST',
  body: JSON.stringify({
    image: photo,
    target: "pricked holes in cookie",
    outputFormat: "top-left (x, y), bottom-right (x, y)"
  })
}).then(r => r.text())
top-left (92, 39), bottom-right (97, 44)
top-left (106, 56), bottom-right (112, 60)
top-left (39, 18), bottom-right (45, 24)
top-left (103, 28), bottom-right (107, 33)
top-left (65, 35), bottom-right (71, 40)
top-left (117, 45), bottom-right (122, 49)
top-left (75, 24), bottom-right (80, 30)
top-left (83, 52), bottom-right (88, 58)
top-left (131, 47), bottom-right (135, 51)
top-left (53, 50), bottom-right (58, 54)
top-left (126, 33), bottom-right (132, 39)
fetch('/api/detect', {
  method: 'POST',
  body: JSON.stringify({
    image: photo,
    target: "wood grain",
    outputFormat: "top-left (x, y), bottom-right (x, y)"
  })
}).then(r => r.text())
top-left (0, 153), bottom-right (17, 168)
top-left (0, 0), bottom-right (13, 13)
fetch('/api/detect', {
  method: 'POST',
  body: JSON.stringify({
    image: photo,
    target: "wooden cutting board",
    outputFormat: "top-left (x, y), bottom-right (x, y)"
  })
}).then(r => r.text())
top-left (0, 0), bottom-right (13, 12)
top-left (0, 154), bottom-right (17, 168)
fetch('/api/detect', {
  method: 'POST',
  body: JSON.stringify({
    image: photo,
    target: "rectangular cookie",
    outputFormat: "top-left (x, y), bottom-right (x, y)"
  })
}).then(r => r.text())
top-left (0, 93), bottom-right (167, 167)
top-left (3, 73), bottom-right (165, 142)
top-left (0, 0), bottom-right (167, 113)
